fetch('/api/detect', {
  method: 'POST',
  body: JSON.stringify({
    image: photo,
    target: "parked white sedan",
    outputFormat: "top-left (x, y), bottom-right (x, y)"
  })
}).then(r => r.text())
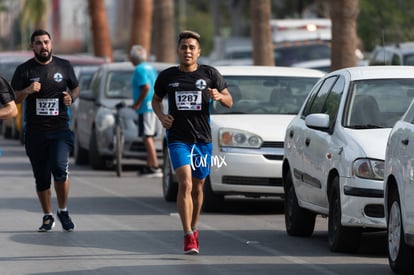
top-left (283, 66), bottom-right (414, 253)
top-left (384, 99), bottom-right (414, 274)
top-left (162, 66), bottom-right (325, 211)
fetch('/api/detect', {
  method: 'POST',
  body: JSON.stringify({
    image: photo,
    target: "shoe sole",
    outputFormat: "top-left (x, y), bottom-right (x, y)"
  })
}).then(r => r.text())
top-left (184, 248), bottom-right (199, 255)
top-left (38, 222), bottom-right (55, 232)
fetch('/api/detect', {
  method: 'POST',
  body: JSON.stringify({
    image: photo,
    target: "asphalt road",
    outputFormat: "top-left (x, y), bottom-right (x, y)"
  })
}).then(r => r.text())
top-left (0, 136), bottom-right (394, 275)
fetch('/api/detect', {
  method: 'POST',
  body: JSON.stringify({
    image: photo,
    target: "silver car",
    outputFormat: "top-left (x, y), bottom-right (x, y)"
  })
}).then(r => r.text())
top-left (73, 61), bottom-right (172, 169)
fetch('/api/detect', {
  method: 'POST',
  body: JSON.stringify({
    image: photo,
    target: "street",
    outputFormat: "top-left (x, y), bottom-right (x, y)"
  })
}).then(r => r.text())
top-left (0, 136), bottom-right (393, 275)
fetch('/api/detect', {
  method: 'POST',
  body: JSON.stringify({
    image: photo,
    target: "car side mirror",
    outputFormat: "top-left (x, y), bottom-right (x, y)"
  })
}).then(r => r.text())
top-left (305, 113), bottom-right (330, 130)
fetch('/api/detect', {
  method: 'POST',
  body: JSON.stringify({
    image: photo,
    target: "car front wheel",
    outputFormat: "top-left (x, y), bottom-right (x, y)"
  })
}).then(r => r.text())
top-left (162, 145), bottom-right (178, 202)
top-left (284, 170), bottom-right (316, 236)
top-left (328, 176), bottom-right (361, 252)
top-left (387, 191), bottom-right (414, 274)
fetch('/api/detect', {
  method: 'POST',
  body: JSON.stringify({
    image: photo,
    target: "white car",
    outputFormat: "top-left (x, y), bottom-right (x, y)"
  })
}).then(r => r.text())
top-left (283, 66), bottom-right (414, 253)
top-left (162, 66), bottom-right (325, 211)
top-left (384, 99), bottom-right (414, 274)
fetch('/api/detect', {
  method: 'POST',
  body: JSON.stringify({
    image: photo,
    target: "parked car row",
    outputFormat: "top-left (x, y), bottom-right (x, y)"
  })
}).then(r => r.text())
top-left (282, 65), bottom-right (414, 274)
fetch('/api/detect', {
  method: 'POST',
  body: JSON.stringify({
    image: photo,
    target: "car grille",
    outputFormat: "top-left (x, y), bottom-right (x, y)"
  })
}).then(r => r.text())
top-left (222, 176), bottom-right (283, 187)
top-left (262, 141), bottom-right (284, 148)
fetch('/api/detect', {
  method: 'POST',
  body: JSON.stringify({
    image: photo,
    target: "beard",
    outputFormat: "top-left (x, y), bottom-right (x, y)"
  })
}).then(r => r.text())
top-left (35, 50), bottom-right (52, 62)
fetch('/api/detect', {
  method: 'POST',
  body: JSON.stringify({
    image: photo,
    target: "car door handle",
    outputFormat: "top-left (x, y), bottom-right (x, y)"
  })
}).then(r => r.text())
top-left (305, 137), bottom-right (311, 146)
top-left (289, 130), bottom-right (294, 138)
top-left (401, 138), bottom-right (409, 145)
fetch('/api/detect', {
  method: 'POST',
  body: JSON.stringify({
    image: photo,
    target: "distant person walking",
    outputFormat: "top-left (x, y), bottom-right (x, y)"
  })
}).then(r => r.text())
top-left (0, 75), bottom-right (18, 119)
top-left (152, 30), bottom-right (233, 254)
top-left (11, 29), bottom-right (79, 232)
top-left (130, 44), bottom-right (161, 176)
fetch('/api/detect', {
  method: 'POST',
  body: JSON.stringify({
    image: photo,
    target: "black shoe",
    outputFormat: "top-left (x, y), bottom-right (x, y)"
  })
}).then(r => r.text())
top-left (57, 210), bottom-right (75, 232)
top-left (38, 215), bottom-right (55, 232)
top-left (139, 166), bottom-right (162, 177)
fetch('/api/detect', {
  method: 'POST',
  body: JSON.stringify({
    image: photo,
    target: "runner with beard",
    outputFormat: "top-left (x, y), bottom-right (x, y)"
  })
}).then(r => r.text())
top-left (12, 29), bottom-right (79, 232)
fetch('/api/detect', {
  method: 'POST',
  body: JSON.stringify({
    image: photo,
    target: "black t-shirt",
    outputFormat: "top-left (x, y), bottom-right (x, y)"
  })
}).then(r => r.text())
top-left (0, 75), bottom-right (15, 106)
top-left (154, 64), bottom-right (227, 143)
top-left (11, 56), bottom-right (78, 134)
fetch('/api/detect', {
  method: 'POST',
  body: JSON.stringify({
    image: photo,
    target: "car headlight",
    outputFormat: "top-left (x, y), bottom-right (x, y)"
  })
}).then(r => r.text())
top-left (352, 158), bottom-right (384, 180)
top-left (218, 128), bottom-right (263, 148)
top-left (96, 112), bottom-right (115, 131)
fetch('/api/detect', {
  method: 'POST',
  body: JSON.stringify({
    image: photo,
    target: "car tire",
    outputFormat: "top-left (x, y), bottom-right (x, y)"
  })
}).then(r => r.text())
top-left (328, 176), bottom-right (361, 252)
top-left (162, 145), bottom-right (178, 202)
top-left (284, 170), bottom-right (316, 236)
top-left (387, 190), bottom-right (414, 274)
top-left (88, 129), bottom-right (107, 170)
top-left (74, 133), bottom-right (89, 165)
top-left (202, 176), bottom-right (224, 213)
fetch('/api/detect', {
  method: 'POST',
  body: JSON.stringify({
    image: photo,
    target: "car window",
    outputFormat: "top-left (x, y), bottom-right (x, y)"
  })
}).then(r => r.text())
top-left (274, 43), bottom-right (331, 66)
top-left (391, 54), bottom-right (401, 65)
top-left (345, 79), bottom-right (414, 128)
top-left (90, 69), bottom-right (103, 99)
top-left (302, 76), bottom-right (338, 116)
top-left (212, 75), bottom-right (320, 115)
top-left (403, 53), bottom-right (414, 65)
top-left (105, 71), bottom-right (133, 99)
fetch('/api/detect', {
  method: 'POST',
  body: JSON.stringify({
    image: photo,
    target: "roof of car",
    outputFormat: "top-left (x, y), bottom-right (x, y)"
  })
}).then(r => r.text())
top-left (215, 65), bottom-right (326, 77)
top-left (328, 65), bottom-right (414, 80)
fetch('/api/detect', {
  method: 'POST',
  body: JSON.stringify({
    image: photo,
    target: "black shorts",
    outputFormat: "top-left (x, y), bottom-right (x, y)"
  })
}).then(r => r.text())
top-left (25, 130), bottom-right (74, 191)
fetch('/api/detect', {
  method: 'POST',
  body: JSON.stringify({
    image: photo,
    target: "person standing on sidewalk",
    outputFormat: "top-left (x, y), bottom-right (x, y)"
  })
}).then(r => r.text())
top-left (152, 30), bottom-right (233, 254)
top-left (0, 75), bottom-right (18, 119)
top-left (129, 44), bottom-right (161, 176)
top-left (11, 29), bottom-right (79, 232)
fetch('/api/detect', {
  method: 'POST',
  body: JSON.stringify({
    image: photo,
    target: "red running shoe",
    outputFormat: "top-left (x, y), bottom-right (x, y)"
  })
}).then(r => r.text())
top-left (184, 233), bottom-right (199, 255)
top-left (193, 230), bottom-right (199, 250)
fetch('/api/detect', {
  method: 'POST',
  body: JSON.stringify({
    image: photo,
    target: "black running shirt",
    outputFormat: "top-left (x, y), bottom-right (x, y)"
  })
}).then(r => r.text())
top-left (11, 56), bottom-right (78, 134)
top-left (154, 64), bottom-right (227, 144)
top-left (0, 75), bottom-right (15, 105)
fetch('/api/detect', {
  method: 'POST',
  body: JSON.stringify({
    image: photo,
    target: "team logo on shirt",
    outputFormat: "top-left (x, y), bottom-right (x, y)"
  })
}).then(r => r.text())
top-left (53, 73), bottom-right (63, 83)
top-left (195, 79), bottom-right (207, 90)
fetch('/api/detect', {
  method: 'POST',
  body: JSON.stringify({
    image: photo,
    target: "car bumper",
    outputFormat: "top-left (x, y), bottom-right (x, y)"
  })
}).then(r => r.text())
top-left (341, 176), bottom-right (386, 229)
top-left (209, 147), bottom-right (285, 196)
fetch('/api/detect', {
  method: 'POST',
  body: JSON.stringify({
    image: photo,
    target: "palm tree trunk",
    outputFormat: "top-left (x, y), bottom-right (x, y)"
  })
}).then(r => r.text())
top-left (88, 0), bottom-right (113, 62)
top-left (251, 0), bottom-right (274, 66)
top-left (129, 0), bottom-right (153, 56)
top-left (330, 0), bottom-right (359, 71)
top-left (153, 0), bottom-right (176, 63)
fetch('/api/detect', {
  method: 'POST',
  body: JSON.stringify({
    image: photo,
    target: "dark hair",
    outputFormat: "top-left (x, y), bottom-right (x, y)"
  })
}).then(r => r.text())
top-left (178, 30), bottom-right (200, 45)
top-left (30, 29), bottom-right (51, 43)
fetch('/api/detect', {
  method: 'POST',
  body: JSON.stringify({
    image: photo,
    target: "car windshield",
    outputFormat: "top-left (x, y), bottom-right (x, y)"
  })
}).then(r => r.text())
top-left (274, 43), bottom-right (331, 66)
top-left (105, 71), bottom-right (133, 99)
top-left (212, 76), bottom-right (320, 115)
top-left (345, 78), bottom-right (414, 129)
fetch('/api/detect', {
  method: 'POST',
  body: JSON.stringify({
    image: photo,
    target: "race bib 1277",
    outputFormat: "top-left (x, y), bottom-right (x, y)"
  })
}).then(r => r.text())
top-left (36, 98), bottom-right (59, 116)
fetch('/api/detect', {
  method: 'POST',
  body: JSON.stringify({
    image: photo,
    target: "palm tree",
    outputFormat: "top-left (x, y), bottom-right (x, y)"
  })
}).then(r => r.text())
top-left (152, 0), bottom-right (175, 63)
top-left (19, 0), bottom-right (48, 49)
top-left (88, 0), bottom-right (113, 62)
top-left (129, 0), bottom-right (153, 56)
top-left (250, 0), bottom-right (274, 66)
top-left (330, 0), bottom-right (359, 70)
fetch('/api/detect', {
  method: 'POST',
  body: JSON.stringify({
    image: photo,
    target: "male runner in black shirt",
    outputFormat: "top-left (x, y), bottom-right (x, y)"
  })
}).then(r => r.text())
top-left (153, 30), bottom-right (233, 254)
top-left (12, 29), bottom-right (79, 232)
top-left (0, 75), bottom-right (17, 119)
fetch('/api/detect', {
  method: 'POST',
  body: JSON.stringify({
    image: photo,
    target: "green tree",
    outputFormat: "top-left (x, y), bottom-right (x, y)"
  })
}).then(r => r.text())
top-left (358, 0), bottom-right (414, 51)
